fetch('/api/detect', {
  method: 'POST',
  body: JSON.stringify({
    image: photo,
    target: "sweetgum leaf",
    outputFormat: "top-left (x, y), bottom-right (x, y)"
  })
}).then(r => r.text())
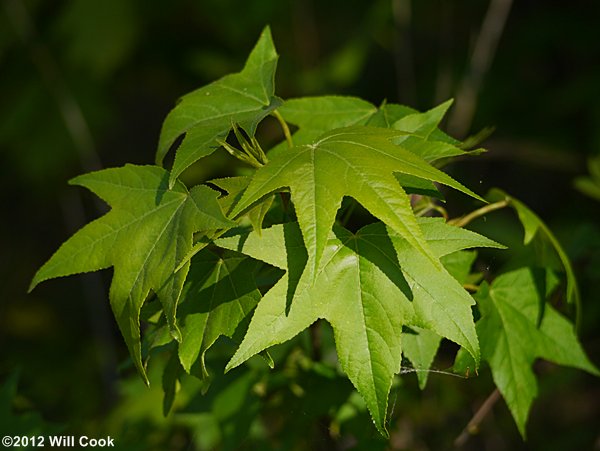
top-left (276, 95), bottom-right (377, 146)
top-left (156, 26), bottom-right (280, 187)
top-left (177, 251), bottom-right (261, 379)
top-left (488, 189), bottom-right (580, 311)
top-left (266, 95), bottom-right (379, 161)
top-left (392, 100), bottom-right (454, 141)
top-left (216, 218), bottom-right (502, 435)
top-left (402, 327), bottom-right (442, 390)
top-left (390, 100), bottom-right (483, 163)
top-left (231, 126), bottom-right (485, 281)
top-left (209, 176), bottom-right (274, 231)
top-left (366, 102), bottom-right (416, 128)
top-left (472, 268), bottom-right (599, 437)
top-left (29, 164), bottom-right (234, 382)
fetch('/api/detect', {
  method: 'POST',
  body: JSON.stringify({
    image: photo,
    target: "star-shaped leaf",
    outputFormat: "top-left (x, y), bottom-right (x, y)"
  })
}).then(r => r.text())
top-left (274, 95), bottom-right (377, 149)
top-left (467, 268), bottom-right (599, 436)
top-left (177, 250), bottom-right (262, 379)
top-left (156, 26), bottom-right (281, 187)
top-left (29, 164), bottom-right (234, 382)
top-left (231, 126), bottom-right (485, 281)
top-left (216, 218), bottom-right (502, 435)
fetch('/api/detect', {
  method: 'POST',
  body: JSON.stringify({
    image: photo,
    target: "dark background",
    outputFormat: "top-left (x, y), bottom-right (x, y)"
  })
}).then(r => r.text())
top-left (1, 0), bottom-right (599, 449)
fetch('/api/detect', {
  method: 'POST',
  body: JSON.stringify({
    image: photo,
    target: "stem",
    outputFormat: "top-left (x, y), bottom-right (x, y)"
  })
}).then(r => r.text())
top-left (463, 283), bottom-right (479, 293)
top-left (4, 0), bottom-right (102, 174)
top-left (273, 110), bottom-right (294, 148)
top-left (448, 200), bottom-right (509, 228)
top-left (454, 389), bottom-right (501, 447)
top-left (416, 202), bottom-right (449, 220)
top-left (448, 0), bottom-right (514, 137)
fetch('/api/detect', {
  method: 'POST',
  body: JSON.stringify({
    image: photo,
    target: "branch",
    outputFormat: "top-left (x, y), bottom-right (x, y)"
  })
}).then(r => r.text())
top-left (4, 0), bottom-right (102, 173)
top-left (447, 0), bottom-right (513, 138)
top-left (454, 388), bottom-right (501, 448)
top-left (392, 0), bottom-right (416, 105)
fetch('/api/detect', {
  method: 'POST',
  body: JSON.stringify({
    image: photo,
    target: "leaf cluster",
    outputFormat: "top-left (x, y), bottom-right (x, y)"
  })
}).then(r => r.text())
top-left (30, 27), bottom-right (597, 439)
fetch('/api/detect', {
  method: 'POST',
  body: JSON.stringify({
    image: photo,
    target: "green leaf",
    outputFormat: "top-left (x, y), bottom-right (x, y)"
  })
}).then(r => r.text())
top-left (268, 95), bottom-right (378, 158)
top-left (209, 176), bottom-right (274, 231)
top-left (156, 26), bottom-right (281, 187)
top-left (440, 250), bottom-right (478, 285)
top-left (388, 100), bottom-right (485, 163)
top-left (231, 126), bottom-right (485, 281)
top-left (574, 176), bottom-right (600, 201)
top-left (177, 251), bottom-right (262, 378)
top-left (402, 327), bottom-right (442, 390)
top-left (217, 218), bottom-right (502, 435)
top-left (488, 189), bottom-right (580, 312)
top-left (162, 350), bottom-right (183, 416)
top-left (278, 95), bottom-right (377, 142)
top-left (574, 155), bottom-right (600, 201)
top-left (392, 99), bottom-right (454, 141)
top-left (366, 102), bottom-right (416, 128)
top-left (473, 268), bottom-right (599, 437)
top-left (29, 164), bottom-right (234, 382)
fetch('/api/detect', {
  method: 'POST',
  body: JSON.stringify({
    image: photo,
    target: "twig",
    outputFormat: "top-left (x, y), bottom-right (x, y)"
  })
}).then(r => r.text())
top-left (6, 0), bottom-right (117, 407)
top-left (454, 388), bottom-right (501, 447)
top-left (4, 0), bottom-right (102, 173)
top-left (392, 0), bottom-right (416, 105)
top-left (447, 0), bottom-right (513, 138)
top-left (448, 199), bottom-right (509, 228)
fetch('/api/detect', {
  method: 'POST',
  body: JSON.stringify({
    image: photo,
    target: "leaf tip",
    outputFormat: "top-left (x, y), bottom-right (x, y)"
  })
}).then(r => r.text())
top-left (168, 174), bottom-right (178, 190)
top-left (27, 277), bottom-right (39, 294)
top-left (169, 324), bottom-right (182, 343)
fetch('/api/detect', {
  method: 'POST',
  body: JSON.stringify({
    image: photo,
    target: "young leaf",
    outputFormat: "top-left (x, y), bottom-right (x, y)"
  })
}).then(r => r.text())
top-left (156, 26), bottom-right (281, 187)
top-left (366, 102), bottom-right (416, 128)
top-left (29, 164), bottom-right (234, 382)
top-left (231, 126), bottom-right (485, 281)
top-left (277, 95), bottom-right (376, 144)
top-left (392, 99), bottom-right (454, 142)
top-left (217, 219), bottom-right (502, 435)
top-left (390, 101), bottom-right (483, 163)
top-left (488, 188), bottom-right (580, 313)
top-left (472, 268), bottom-right (599, 437)
top-left (177, 251), bottom-right (262, 379)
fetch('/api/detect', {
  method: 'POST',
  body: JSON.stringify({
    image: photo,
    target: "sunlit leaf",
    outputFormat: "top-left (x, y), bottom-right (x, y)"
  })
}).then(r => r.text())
top-left (217, 218), bottom-right (502, 435)
top-left (157, 27), bottom-right (281, 187)
top-left (232, 126), bottom-right (484, 281)
top-left (30, 165), bottom-right (234, 382)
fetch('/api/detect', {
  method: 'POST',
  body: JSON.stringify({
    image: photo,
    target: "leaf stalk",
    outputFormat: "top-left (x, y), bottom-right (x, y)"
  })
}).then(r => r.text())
top-left (273, 110), bottom-right (294, 148)
top-left (448, 199), bottom-right (509, 228)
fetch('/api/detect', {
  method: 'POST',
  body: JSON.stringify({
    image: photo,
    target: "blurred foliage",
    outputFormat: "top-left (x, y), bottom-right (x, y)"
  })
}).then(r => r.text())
top-left (1, 0), bottom-right (599, 449)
